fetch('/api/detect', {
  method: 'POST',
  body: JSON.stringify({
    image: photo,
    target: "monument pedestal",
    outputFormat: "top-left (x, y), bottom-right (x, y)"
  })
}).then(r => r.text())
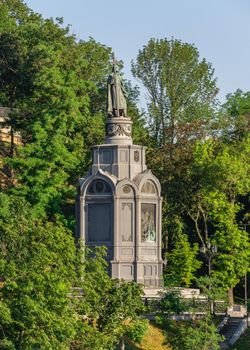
top-left (105, 117), bottom-right (133, 145)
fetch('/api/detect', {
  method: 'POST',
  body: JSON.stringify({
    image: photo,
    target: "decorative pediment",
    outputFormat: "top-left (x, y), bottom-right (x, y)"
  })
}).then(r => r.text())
top-left (133, 169), bottom-right (161, 196)
top-left (116, 177), bottom-right (139, 196)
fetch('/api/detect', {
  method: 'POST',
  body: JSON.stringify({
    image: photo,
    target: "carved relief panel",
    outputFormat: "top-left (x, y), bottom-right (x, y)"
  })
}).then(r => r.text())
top-left (122, 185), bottom-right (132, 194)
top-left (141, 203), bottom-right (156, 242)
top-left (134, 150), bottom-right (140, 162)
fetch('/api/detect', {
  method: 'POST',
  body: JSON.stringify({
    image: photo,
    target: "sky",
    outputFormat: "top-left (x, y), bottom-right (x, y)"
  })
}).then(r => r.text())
top-left (25, 0), bottom-right (250, 107)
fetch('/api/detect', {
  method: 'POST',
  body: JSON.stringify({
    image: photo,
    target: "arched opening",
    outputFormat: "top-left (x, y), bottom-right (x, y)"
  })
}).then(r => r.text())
top-left (86, 179), bottom-right (113, 243)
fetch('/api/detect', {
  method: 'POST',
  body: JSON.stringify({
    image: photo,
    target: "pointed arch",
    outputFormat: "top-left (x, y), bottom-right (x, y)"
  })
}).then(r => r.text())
top-left (134, 169), bottom-right (161, 197)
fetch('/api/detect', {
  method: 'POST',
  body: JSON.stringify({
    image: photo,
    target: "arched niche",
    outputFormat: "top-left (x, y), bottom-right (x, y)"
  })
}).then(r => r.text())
top-left (141, 203), bottom-right (156, 243)
top-left (85, 178), bottom-right (113, 243)
top-left (87, 179), bottom-right (112, 195)
top-left (116, 180), bottom-right (137, 245)
top-left (79, 168), bottom-right (117, 197)
top-left (141, 180), bottom-right (156, 195)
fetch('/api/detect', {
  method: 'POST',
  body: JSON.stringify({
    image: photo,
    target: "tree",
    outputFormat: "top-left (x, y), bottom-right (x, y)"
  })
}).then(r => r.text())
top-left (132, 38), bottom-right (219, 251)
top-left (164, 231), bottom-right (202, 287)
top-left (0, 0), bottom-right (113, 222)
top-left (0, 1), bottom-right (146, 225)
top-left (124, 80), bottom-right (149, 145)
top-left (0, 194), bottom-right (145, 350)
top-left (73, 246), bottom-right (145, 350)
top-left (156, 292), bottom-right (223, 350)
top-left (124, 318), bottom-right (149, 344)
top-left (132, 38), bottom-right (218, 149)
top-left (221, 89), bottom-right (250, 141)
top-left (0, 193), bottom-right (77, 349)
top-left (164, 317), bottom-right (223, 350)
top-left (157, 290), bottom-right (186, 316)
top-left (187, 137), bottom-right (250, 303)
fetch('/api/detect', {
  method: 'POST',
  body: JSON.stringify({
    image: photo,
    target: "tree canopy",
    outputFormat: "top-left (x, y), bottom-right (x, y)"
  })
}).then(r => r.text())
top-left (0, 193), bottom-right (144, 350)
top-left (0, 0), bottom-right (250, 348)
top-left (132, 37), bottom-right (218, 148)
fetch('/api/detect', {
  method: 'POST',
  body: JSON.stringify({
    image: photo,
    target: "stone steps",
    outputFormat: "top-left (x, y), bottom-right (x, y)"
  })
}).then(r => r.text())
top-left (219, 317), bottom-right (244, 349)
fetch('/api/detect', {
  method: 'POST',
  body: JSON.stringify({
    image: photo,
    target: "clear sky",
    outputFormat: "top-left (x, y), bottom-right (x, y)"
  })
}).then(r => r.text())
top-left (25, 0), bottom-right (250, 106)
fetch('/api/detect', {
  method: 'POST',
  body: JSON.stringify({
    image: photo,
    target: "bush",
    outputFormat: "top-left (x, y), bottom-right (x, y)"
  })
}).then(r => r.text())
top-left (163, 316), bottom-right (223, 350)
top-left (125, 318), bottom-right (149, 343)
top-left (158, 290), bottom-right (186, 315)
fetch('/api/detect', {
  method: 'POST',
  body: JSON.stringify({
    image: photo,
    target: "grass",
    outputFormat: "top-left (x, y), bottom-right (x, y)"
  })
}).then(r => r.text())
top-left (230, 327), bottom-right (250, 350)
top-left (124, 322), bottom-right (172, 350)
top-left (139, 323), bottom-right (171, 350)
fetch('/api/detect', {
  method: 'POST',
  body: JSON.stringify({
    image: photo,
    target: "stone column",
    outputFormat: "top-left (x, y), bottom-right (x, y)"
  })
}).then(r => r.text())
top-left (111, 195), bottom-right (120, 279)
top-left (135, 195), bottom-right (143, 284)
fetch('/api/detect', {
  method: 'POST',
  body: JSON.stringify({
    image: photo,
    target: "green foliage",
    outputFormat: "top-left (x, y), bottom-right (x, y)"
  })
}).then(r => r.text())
top-left (231, 327), bottom-right (250, 350)
top-left (74, 247), bottom-right (145, 350)
top-left (164, 232), bottom-right (202, 287)
top-left (132, 37), bottom-right (219, 253)
top-left (0, 0), bottom-right (112, 222)
top-left (157, 290), bottom-right (186, 315)
top-left (191, 136), bottom-right (250, 200)
top-left (125, 318), bottom-right (149, 344)
top-left (188, 137), bottom-right (250, 291)
top-left (0, 194), bottom-right (144, 349)
top-left (164, 317), bottom-right (223, 350)
top-left (221, 89), bottom-right (250, 141)
top-left (132, 37), bottom-right (218, 147)
top-left (155, 292), bottom-right (223, 349)
top-left (197, 275), bottom-right (227, 304)
top-left (0, 193), bottom-right (77, 349)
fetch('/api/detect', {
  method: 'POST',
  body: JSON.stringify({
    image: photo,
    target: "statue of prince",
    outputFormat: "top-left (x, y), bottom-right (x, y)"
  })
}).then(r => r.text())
top-left (107, 54), bottom-right (128, 118)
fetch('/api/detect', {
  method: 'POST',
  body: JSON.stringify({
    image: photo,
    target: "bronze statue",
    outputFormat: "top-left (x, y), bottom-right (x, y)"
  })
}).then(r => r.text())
top-left (107, 54), bottom-right (127, 118)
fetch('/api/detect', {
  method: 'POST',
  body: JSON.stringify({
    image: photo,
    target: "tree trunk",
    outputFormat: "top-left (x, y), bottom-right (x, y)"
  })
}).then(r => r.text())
top-left (10, 125), bottom-right (14, 184)
top-left (119, 338), bottom-right (125, 350)
top-left (162, 230), bottom-right (168, 261)
top-left (228, 288), bottom-right (234, 306)
top-left (10, 125), bottom-right (14, 158)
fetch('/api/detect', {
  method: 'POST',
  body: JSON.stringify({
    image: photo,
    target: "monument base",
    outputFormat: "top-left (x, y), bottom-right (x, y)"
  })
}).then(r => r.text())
top-left (105, 117), bottom-right (133, 145)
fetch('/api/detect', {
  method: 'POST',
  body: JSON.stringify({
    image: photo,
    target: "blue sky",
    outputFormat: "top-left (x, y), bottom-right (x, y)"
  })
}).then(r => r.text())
top-left (25, 0), bottom-right (250, 107)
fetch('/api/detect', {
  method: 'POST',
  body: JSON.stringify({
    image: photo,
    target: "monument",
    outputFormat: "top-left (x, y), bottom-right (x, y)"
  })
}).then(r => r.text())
top-left (77, 56), bottom-right (163, 289)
